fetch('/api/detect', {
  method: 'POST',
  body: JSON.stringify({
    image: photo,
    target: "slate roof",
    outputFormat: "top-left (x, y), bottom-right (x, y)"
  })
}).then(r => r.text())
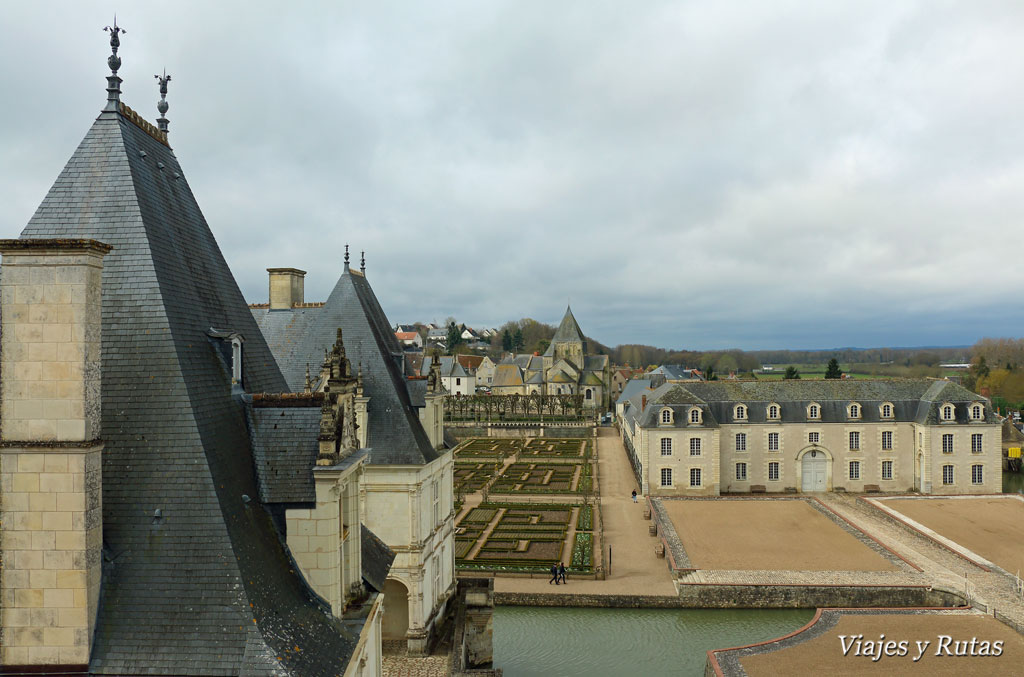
top-left (631, 379), bottom-right (994, 428)
top-left (617, 378), bottom-right (654, 406)
top-left (20, 103), bottom-right (361, 674)
top-left (246, 404), bottom-right (321, 504)
top-left (360, 525), bottom-right (395, 593)
top-left (420, 355), bottom-right (469, 379)
top-left (253, 266), bottom-right (438, 466)
top-left (650, 364), bottom-right (701, 380)
top-left (492, 364), bottom-right (524, 387)
top-left (544, 305), bottom-right (587, 356)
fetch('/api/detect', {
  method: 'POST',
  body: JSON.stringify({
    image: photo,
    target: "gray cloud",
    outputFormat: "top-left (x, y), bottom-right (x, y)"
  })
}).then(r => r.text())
top-left (1, 1), bottom-right (1022, 350)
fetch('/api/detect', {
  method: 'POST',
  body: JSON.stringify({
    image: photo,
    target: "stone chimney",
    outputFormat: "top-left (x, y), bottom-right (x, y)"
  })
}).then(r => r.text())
top-left (0, 239), bottom-right (110, 668)
top-left (267, 267), bottom-right (305, 309)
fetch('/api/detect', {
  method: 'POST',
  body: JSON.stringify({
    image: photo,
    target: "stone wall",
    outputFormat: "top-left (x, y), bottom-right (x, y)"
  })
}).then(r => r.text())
top-left (494, 585), bottom-right (965, 609)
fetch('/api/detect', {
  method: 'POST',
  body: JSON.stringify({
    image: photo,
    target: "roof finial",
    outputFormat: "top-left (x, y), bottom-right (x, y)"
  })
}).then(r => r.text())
top-left (344, 244), bottom-right (350, 271)
top-left (155, 69), bottom-right (172, 134)
top-left (360, 251), bottom-right (365, 274)
top-left (103, 17), bottom-right (126, 112)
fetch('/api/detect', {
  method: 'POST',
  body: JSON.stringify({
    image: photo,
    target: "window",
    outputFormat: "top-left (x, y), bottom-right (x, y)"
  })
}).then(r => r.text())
top-left (689, 408), bottom-right (701, 424)
top-left (808, 432), bottom-right (820, 444)
top-left (690, 438), bottom-right (701, 456)
top-left (768, 462), bottom-right (780, 481)
top-left (849, 460), bottom-right (861, 480)
top-left (971, 464), bottom-right (983, 485)
top-left (919, 432), bottom-right (923, 447)
top-left (849, 431), bottom-right (860, 451)
top-left (971, 404), bottom-right (983, 420)
top-left (690, 468), bottom-right (702, 487)
top-left (767, 432), bottom-right (779, 451)
top-left (881, 460), bottom-right (893, 480)
top-left (735, 433), bottom-right (747, 451)
top-left (735, 405), bottom-right (747, 420)
top-left (736, 463), bottom-right (747, 481)
top-left (882, 431), bottom-right (893, 450)
top-left (432, 480), bottom-right (440, 527)
top-left (942, 405), bottom-right (954, 421)
top-left (971, 434), bottom-right (983, 453)
top-left (455, 377), bottom-right (461, 386)
top-left (660, 468), bottom-right (673, 487)
top-left (881, 403), bottom-right (893, 418)
top-left (661, 409), bottom-right (672, 424)
top-left (942, 434), bottom-right (953, 454)
top-left (849, 403), bottom-right (860, 419)
top-left (768, 404), bottom-right (780, 420)
top-left (231, 337), bottom-right (243, 386)
top-left (660, 438), bottom-right (672, 456)
top-left (586, 389), bottom-right (592, 400)
top-left (942, 465), bottom-right (954, 485)
top-left (808, 404), bottom-right (819, 419)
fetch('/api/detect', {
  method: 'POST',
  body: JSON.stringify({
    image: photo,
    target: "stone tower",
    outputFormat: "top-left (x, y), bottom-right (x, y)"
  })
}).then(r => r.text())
top-left (0, 239), bottom-right (110, 668)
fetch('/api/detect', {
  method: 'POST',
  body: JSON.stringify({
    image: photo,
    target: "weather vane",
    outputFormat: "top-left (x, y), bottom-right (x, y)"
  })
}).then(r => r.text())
top-left (344, 244), bottom-right (350, 268)
top-left (360, 251), bottom-right (365, 274)
top-left (103, 17), bottom-right (126, 111)
top-left (155, 69), bottom-right (172, 133)
top-left (103, 17), bottom-right (125, 73)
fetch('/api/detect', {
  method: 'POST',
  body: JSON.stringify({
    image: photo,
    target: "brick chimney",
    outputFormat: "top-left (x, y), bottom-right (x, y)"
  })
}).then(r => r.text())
top-left (267, 268), bottom-right (305, 309)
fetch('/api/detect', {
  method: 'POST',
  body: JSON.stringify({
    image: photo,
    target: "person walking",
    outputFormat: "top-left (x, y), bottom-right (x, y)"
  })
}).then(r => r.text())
top-left (631, 489), bottom-right (637, 503)
top-left (549, 563), bottom-right (559, 585)
top-left (558, 562), bottom-right (567, 584)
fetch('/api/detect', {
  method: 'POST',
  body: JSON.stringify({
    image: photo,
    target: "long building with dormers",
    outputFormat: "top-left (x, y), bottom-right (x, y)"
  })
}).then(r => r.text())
top-left (619, 379), bottom-right (1001, 497)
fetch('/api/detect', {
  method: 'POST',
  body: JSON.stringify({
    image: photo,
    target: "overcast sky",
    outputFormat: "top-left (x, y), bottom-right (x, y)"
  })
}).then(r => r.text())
top-left (2, 1), bottom-right (1023, 351)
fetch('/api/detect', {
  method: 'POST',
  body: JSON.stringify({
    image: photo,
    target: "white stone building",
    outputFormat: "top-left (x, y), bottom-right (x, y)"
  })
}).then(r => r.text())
top-left (620, 380), bottom-right (1001, 497)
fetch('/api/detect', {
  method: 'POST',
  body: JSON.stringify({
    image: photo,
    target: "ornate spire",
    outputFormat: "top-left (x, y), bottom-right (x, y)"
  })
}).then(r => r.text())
top-left (344, 244), bottom-right (350, 271)
top-left (304, 363), bottom-right (312, 393)
top-left (155, 69), bottom-right (172, 134)
top-left (360, 251), bottom-right (365, 274)
top-left (103, 18), bottom-right (126, 112)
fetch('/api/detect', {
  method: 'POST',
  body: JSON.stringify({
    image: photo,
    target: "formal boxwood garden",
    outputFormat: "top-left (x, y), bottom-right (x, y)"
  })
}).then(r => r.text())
top-left (454, 503), bottom-right (595, 572)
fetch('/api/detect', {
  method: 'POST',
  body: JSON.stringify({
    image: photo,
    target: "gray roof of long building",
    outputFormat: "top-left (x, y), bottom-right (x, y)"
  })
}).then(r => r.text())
top-left (253, 267), bottom-right (438, 465)
top-left (617, 379), bottom-right (654, 405)
top-left (633, 379), bottom-right (994, 428)
top-left (20, 105), bottom-right (361, 675)
top-left (246, 405), bottom-right (321, 504)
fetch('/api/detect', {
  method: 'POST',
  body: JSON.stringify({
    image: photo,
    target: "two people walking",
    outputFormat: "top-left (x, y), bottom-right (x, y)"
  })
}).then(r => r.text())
top-left (548, 562), bottom-right (567, 585)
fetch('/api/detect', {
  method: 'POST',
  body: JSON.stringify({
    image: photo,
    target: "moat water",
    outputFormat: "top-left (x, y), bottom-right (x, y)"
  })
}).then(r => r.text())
top-left (492, 606), bottom-right (813, 677)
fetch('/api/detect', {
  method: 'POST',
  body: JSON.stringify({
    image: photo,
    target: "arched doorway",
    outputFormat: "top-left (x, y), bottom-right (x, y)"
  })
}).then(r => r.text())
top-left (800, 449), bottom-right (828, 492)
top-left (382, 578), bottom-right (410, 640)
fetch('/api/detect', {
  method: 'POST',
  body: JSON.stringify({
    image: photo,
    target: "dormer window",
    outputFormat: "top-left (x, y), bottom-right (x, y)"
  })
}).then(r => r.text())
top-left (848, 403), bottom-right (861, 419)
top-left (689, 407), bottom-right (702, 424)
top-left (767, 404), bottom-right (780, 421)
top-left (735, 404), bottom-right (747, 420)
top-left (807, 403), bottom-right (820, 420)
top-left (941, 404), bottom-right (954, 421)
top-left (880, 402), bottom-right (893, 419)
top-left (231, 337), bottom-right (243, 386)
top-left (660, 408), bottom-right (673, 425)
top-left (970, 403), bottom-right (983, 420)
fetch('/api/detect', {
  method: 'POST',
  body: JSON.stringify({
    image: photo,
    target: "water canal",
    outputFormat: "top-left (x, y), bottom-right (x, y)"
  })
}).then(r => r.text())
top-left (492, 606), bottom-right (813, 677)
top-left (1005, 469), bottom-right (1024, 494)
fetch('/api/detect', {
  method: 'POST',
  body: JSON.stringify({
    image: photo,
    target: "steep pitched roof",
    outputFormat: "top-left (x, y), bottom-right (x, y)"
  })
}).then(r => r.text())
top-left (544, 305), bottom-right (586, 356)
top-left (20, 105), bottom-right (359, 674)
top-left (253, 267), bottom-right (438, 465)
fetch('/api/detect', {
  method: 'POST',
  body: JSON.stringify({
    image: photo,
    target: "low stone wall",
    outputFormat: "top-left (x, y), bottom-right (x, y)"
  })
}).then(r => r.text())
top-left (495, 585), bottom-right (966, 610)
top-left (448, 425), bottom-right (595, 440)
top-left (676, 584), bottom-right (964, 609)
